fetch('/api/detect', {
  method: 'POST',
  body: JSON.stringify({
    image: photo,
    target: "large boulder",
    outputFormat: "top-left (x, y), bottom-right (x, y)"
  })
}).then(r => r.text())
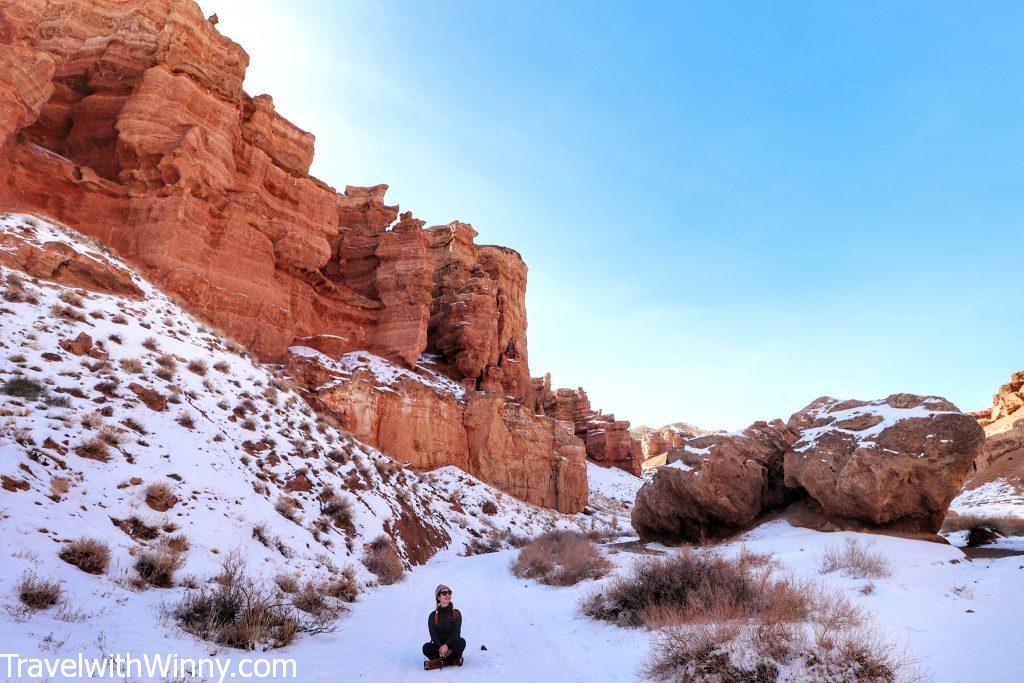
top-left (631, 421), bottom-right (798, 541)
top-left (784, 394), bottom-right (985, 533)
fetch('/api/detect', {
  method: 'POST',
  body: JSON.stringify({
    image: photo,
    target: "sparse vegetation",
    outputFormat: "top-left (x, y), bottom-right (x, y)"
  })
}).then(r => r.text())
top-left (481, 499), bottom-right (498, 515)
top-left (135, 548), bottom-right (183, 588)
top-left (276, 497), bottom-right (302, 524)
top-left (142, 336), bottom-right (160, 351)
top-left (213, 360), bottom-right (230, 373)
top-left (582, 548), bottom-right (809, 629)
top-left (119, 357), bottom-right (144, 374)
top-left (144, 482), bottom-right (177, 511)
top-left (817, 539), bottom-right (892, 580)
top-left (362, 535), bottom-right (404, 585)
top-left (163, 534), bottom-right (191, 553)
top-left (17, 572), bottom-right (62, 610)
top-left (511, 530), bottom-right (611, 586)
top-left (76, 436), bottom-right (111, 462)
top-left (176, 412), bottom-right (195, 429)
top-left (187, 359), bottom-right (209, 376)
top-left (942, 511), bottom-right (1024, 545)
top-left (321, 491), bottom-right (354, 529)
top-left (59, 537), bottom-right (111, 575)
top-left (1, 377), bottom-right (46, 401)
top-left (174, 555), bottom-right (335, 650)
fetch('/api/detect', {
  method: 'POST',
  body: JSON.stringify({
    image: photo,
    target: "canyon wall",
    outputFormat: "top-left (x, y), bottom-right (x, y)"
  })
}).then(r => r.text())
top-left (0, 0), bottom-right (583, 510)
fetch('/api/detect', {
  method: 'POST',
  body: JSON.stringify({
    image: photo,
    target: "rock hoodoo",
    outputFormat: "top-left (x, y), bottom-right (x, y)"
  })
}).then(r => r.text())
top-left (0, 0), bottom-right (582, 511)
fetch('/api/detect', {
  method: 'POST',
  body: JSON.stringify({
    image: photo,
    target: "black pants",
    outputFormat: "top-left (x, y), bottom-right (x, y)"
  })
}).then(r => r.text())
top-left (423, 638), bottom-right (466, 661)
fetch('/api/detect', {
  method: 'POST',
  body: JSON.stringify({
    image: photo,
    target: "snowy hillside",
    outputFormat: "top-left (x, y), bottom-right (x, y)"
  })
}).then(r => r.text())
top-left (0, 213), bottom-right (632, 668)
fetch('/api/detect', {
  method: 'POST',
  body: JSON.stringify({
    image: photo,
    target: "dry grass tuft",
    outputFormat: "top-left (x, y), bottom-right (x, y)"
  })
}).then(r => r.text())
top-left (362, 534), bottom-right (404, 585)
top-left (511, 530), bottom-right (611, 586)
top-left (144, 482), bottom-right (177, 511)
top-left (187, 359), bottom-right (209, 376)
top-left (76, 436), bottom-right (110, 462)
top-left (276, 497), bottom-right (302, 524)
top-left (17, 572), bottom-right (63, 610)
top-left (1, 376), bottom-right (47, 401)
top-left (135, 548), bottom-right (183, 588)
top-left (817, 539), bottom-right (892, 580)
top-left (119, 358), bottom-right (144, 374)
top-left (162, 533), bottom-right (191, 553)
top-left (59, 537), bottom-right (111, 574)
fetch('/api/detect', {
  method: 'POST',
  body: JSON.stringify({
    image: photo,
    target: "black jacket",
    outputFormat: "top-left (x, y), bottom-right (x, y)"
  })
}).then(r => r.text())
top-left (427, 603), bottom-right (462, 646)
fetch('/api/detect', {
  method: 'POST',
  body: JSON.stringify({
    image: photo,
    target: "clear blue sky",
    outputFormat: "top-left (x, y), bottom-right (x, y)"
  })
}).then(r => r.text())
top-left (200, 0), bottom-right (1023, 430)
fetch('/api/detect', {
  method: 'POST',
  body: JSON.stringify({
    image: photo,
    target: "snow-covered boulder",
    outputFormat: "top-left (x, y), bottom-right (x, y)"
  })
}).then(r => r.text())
top-left (784, 394), bottom-right (985, 533)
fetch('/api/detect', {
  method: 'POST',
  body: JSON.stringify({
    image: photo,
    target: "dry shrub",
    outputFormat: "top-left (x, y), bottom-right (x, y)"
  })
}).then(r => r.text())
top-left (276, 574), bottom-right (300, 594)
top-left (362, 535), bottom-right (404, 585)
top-left (98, 424), bottom-right (124, 446)
top-left (163, 534), bottom-right (191, 553)
top-left (292, 581), bottom-right (345, 619)
top-left (58, 290), bottom-right (84, 308)
top-left (51, 303), bottom-right (85, 322)
top-left (325, 565), bottom-right (361, 602)
top-left (511, 530), bottom-right (611, 586)
top-left (76, 436), bottom-right (110, 462)
top-left (119, 358), bottom-right (144, 374)
top-left (135, 548), bottom-right (183, 587)
top-left (321, 493), bottom-right (353, 529)
top-left (142, 337), bottom-right (159, 351)
top-left (582, 548), bottom-right (809, 629)
top-left (1, 377), bottom-right (46, 401)
top-left (276, 497), bottom-right (302, 524)
top-left (18, 572), bottom-right (62, 610)
top-left (645, 619), bottom-right (904, 683)
top-left (144, 482), bottom-right (177, 511)
top-left (187, 359), bottom-right (209, 376)
top-left (481, 499), bottom-right (498, 515)
top-left (176, 412), bottom-right (195, 429)
top-left (59, 537), bottom-right (111, 574)
top-left (174, 555), bottom-right (334, 650)
top-left (818, 539), bottom-right (892, 580)
top-left (942, 511), bottom-right (1024, 543)
top-left (465, 530), bottom-right (505, 556)
top-left (213, 360), bottom-right (230, 373)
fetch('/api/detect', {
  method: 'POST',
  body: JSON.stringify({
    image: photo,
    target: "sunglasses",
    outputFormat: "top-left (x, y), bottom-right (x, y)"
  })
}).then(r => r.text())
top-left (438, 591), bottom-right (452, 596)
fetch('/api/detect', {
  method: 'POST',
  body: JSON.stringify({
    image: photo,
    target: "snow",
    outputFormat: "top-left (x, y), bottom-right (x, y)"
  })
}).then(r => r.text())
top-left (948, 479), bottom-right (1024, 519)
top-left (794, 397), bottom-right (958, 453)
top-left (665, 460), bottom-right (693, 472)
top-left (289, 346), bottom-right (467, 400)
top-left (585, 462), bottom-right (643, 506)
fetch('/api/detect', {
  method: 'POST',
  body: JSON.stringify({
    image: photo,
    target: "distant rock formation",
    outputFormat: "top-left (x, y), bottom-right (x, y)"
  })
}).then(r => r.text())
top-left (633, 394), bottom-right (984, 541)
top-left (530, 373), bottom-right (642, 475)
top-left (972, 370), bottom-right (1024, 436)
top-left (632, 422), bottom-right (711, 467)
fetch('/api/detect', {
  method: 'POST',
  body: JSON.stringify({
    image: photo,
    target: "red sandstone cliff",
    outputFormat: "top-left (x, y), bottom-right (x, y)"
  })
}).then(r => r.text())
top-left (0, 0), bottom-right (580, 510)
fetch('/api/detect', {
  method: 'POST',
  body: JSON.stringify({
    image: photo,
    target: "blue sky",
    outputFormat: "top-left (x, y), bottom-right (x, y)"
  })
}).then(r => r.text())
top-left (200, 0), bottom-right (1023, 429)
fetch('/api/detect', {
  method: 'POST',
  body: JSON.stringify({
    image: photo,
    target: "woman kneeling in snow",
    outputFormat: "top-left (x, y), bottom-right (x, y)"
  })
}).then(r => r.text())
top-left (423, 584), bottom-right (466, 670)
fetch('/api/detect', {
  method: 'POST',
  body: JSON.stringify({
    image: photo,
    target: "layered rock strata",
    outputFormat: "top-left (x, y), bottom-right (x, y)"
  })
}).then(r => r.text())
top-left (972, 370), bottom-right (1024, 436)
top-left (288, 348), bottom-right (587, 513)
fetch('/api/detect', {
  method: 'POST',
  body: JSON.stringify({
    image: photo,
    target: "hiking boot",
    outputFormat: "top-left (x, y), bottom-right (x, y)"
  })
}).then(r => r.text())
top-left (424, 659), bottom-right (444, 671)
top-left (453, 657), bottom-right (464, 667)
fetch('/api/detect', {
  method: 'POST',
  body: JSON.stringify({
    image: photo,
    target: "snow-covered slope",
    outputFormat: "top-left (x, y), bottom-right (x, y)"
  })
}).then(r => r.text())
top-left (0, 213), bottom-right (630, 665)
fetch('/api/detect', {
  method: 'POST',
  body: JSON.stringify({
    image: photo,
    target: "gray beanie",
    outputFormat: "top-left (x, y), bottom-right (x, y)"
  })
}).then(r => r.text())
top-left (434, 584), bottom-right (451, 600)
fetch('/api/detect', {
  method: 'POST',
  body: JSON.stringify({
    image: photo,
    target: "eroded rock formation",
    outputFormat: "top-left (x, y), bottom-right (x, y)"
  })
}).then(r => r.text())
top-left (972, 370), bottom-right (1024, 436)
top-left (0, 0), bottom-right (527, 399)
top-left (531, 373), bottom-right (642, 475)
top-left (0, 0), bottom-right (574, 510)
top-left (288, 349), bottom-right (586, 513)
